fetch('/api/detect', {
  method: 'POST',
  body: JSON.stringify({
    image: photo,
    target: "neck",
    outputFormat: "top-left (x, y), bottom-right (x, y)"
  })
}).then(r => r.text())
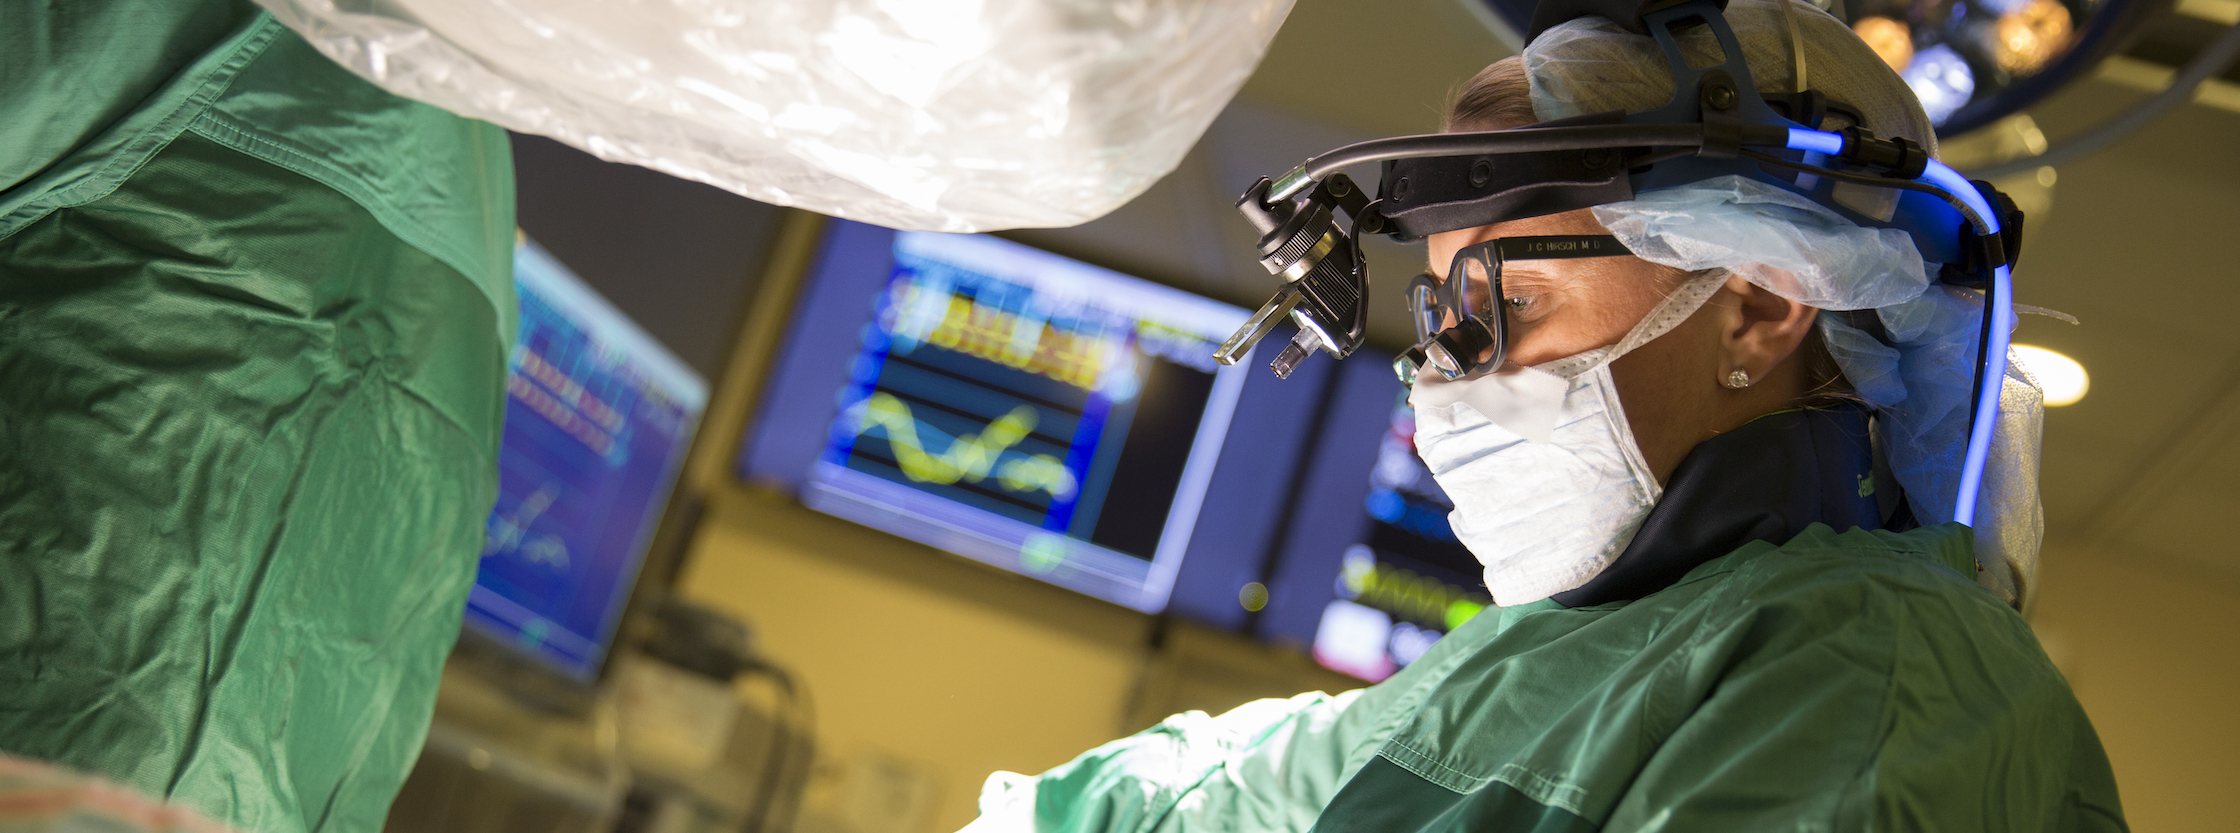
top-left (1552, 403), bottom-right (1906, 607)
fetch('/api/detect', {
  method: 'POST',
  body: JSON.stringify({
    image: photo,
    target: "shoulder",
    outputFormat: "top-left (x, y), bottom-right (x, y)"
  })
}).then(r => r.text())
top-left (2, 2), bottom-right (272, 231)
top-left (3, 5), bottom-right (516, 337)
top-left (1, 0), bottom-right (262, 194)
top-left (1721, 522), bottom-right (2022, 630)
top-left (1684, 522), bottom-right (2078, 732)
top-left (1638, 525), bottom-right (2121, 829)
top-left (1718, 524), bottom-right (2102, 771)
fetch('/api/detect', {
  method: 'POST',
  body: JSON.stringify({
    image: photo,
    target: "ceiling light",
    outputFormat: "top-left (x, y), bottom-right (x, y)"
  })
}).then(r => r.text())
top-left (2011, 344), bottom-right (2089, 406)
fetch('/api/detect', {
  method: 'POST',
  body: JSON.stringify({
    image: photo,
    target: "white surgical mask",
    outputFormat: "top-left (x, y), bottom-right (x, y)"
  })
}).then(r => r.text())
top-left (1409, 273), bottom-right (1727, 606)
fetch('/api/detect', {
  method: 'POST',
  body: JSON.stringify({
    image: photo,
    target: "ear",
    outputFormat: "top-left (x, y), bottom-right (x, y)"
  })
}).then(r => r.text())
top-left (1716, 273), bottom-right (1819, 384)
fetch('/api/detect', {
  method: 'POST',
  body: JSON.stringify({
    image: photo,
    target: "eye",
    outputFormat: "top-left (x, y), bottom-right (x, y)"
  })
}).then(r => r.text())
top-left (1501, 294), bottom-right (1549, 326)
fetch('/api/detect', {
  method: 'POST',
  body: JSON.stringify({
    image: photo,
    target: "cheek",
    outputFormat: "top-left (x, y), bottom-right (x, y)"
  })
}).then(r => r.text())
top-left (1609, 316), bottom-right (1719, 410)
top-left (1607, 307), bottom-right (1726, 468)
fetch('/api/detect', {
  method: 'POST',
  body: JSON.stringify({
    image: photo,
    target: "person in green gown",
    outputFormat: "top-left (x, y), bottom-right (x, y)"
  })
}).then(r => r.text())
top-left (957, 1), bottom-right (2125, 830)
top-left (2, 3), bottom-right (513, 832)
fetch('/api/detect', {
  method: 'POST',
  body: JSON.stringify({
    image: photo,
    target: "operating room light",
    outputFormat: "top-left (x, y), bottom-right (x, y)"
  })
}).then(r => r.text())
top-left (2011, 344), bottom-right (2089, 406)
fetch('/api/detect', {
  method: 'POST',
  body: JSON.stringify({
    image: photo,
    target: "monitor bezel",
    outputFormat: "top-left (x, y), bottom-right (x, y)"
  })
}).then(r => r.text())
top-left (450, 235), bottom-right (710, 705)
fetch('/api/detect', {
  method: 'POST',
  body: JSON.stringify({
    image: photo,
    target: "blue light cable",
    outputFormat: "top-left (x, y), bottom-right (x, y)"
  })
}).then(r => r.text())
top-left (1787, 128), bottom-right (2011, 527)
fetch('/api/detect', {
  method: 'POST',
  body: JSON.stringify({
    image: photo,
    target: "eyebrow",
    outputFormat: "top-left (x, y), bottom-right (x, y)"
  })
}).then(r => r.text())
top-left (1433, 257), bottom-right (1572, 291)
top-left (1477, 269), bottom-right (1559, 296)
top-left (1468, 272), bottom-right (1525, 295)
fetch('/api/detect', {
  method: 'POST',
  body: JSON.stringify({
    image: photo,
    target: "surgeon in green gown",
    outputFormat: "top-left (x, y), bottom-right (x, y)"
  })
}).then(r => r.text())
top-left (958, 2), bottom-right (2126, 831)
top-left (0, 2), bottom-right (512, 832)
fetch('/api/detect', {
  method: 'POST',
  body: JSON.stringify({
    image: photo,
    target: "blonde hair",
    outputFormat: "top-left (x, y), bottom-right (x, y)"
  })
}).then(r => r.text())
top-left (1443, 57), bottom-right (1535, 132)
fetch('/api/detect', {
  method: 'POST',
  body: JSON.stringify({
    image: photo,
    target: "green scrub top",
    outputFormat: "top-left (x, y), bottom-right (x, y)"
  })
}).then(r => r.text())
top-left (0, 3), bottom-right (514, 833)
top-left (968, 524), bottom-right (2126, 832)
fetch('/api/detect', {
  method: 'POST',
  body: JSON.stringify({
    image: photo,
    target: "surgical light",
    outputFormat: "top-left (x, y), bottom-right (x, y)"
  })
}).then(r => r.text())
top-left (1903, 44), bottom-right (1978, 125)
top-left (1853, 16), bottom-right (1915, 72)
top-left (2011, 344), bottom-right (2089, 406)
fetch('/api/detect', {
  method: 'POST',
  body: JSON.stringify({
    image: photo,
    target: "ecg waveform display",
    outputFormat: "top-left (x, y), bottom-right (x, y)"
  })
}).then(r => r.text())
top-left (463, 240), bottom-right (705, 682)
top-left (829, 253), bottom-right (1205, 553)
top-left (856, 393), bottom-right (1079, 501)
top-left (798, 230), bottom-right (1245, 612)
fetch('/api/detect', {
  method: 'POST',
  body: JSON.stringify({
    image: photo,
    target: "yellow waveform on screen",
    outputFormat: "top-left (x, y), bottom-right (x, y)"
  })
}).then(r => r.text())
top-left (855, 392), bottom-right (1078, 500)
top-left (900, 286), bottom-right (1110, 390)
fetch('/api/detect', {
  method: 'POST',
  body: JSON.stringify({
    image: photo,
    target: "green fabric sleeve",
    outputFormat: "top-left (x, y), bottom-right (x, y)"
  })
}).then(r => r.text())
top-left (961, 692), bottom-right (1367, 833)
top-left (958, 597), bottom-right (1552, 833)
top-left (191, 26), bottom-right (517, 332)
top-left (0, 127), bottom-right (510, 833)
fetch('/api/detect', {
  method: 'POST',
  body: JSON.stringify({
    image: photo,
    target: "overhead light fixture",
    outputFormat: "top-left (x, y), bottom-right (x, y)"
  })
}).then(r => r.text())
top-left (1853, 16), bottom-right (1914, 72)
top-left (2011, 344), bottom-right (2089, 406)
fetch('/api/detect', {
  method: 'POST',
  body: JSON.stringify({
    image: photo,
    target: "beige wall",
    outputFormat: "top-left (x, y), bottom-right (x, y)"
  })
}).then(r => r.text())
top-left (673, 486), bottom-right (1358, 833)
top-left (2030, 546), bottom-right (2240, 832)
top-left (673, 488), bottom-right (1181, 831)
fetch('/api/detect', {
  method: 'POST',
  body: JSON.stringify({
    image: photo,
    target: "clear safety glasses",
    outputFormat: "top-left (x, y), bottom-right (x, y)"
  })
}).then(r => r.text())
top-left (1394, 234), bottom-right (1634, 386)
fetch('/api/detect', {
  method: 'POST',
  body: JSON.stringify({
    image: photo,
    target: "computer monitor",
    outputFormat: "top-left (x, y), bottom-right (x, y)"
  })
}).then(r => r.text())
top-left (464, 238), bottom-right (709, 683)
top-left (1254, 355), bottom-right (1491, 682)
top-left (741, 221), bottom-right (1320, 618)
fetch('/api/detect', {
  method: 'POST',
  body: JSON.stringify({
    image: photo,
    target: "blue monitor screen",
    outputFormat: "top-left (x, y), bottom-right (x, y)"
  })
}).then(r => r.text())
top-left (464, 239), bottom-right (708, 682)
top-left (741, 222), bottom-right (1317, 617)
top-left (1255, 356), bottom-right (1490, 682)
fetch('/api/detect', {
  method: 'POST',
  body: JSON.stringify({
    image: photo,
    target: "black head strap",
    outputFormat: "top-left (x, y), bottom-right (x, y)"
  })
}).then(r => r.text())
top-left (1376, 111), bottom-right (1636, 241)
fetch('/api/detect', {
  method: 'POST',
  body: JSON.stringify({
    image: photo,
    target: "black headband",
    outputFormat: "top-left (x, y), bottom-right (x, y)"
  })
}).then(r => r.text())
top-left (1376, 112), bottom-right (1638, 241)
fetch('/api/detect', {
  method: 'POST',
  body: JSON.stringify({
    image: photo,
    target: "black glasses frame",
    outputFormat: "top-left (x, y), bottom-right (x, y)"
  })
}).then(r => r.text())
top-left (1395, 234), bottom-right (1634, 385)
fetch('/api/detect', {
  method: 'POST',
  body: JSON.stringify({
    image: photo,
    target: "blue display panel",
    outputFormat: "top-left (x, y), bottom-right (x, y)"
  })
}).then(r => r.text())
top-left (465, 240), bottom-right (708, 682)
top-left (1256, 356), bottom-right (1490, 682)
top-left (741, 221), bottom-right (1315, 618)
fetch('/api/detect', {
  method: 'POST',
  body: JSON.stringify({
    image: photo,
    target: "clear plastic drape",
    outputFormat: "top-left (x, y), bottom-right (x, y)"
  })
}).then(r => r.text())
top-left (254, 0), bottom-right (1295, 232)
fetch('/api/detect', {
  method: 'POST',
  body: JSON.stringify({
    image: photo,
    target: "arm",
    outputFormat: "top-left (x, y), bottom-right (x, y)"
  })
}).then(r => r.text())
top-left (961, 612), bottom-right (1500, 833)
top-left (963, 691), bottom-right (1364, 833)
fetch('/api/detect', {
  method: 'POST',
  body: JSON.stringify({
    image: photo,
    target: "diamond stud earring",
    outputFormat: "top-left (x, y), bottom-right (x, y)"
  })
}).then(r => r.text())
top-left (1724, 368), bottom-right (1752, 389)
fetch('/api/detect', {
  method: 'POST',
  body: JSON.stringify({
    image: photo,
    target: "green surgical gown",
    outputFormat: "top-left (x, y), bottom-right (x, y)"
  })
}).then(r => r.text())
top-left (968, 524), bottom-right (2126, 832)
top-left (0, 3), bottom-right (514, 833)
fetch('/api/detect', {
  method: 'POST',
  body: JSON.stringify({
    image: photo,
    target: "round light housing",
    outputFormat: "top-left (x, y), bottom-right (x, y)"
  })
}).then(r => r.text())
top-left (2011, 344), bottom-right (2088, 406)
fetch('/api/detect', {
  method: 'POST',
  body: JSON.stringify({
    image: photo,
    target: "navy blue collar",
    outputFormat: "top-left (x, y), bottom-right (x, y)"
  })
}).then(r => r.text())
top-left (1551, 404), bottom-right (1910, 608)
